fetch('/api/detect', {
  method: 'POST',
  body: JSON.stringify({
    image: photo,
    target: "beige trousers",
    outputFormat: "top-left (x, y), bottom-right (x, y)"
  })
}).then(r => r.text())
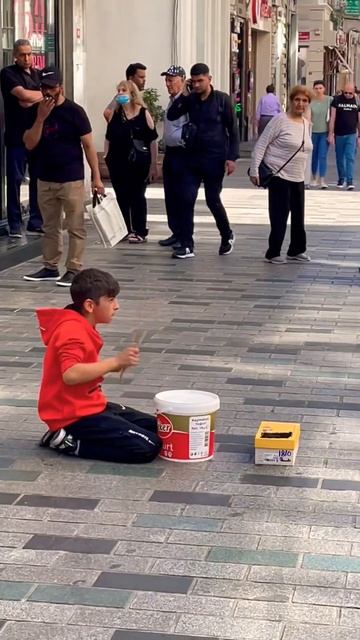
top-left (37, 179), bottom-right (86, 272)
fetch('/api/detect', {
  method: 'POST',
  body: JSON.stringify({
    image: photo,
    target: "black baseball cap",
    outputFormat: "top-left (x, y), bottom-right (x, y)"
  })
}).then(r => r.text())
top-left (40, 66), bottom-right (62, 87)
top-left (161, 65), bottom-right (186, 78)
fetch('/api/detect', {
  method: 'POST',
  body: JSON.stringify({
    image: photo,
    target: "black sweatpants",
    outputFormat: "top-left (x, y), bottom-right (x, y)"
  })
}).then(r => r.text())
top-left (66, 402), bottom-right (162, 464)
top-left (163, 147), bottom-right (187, 238)
top-left (266, 176), bottom-right (306, 260)
top-left (106, 158), bottom-right (150, 237)
top-left (180, 156), bottom-right (232, 248)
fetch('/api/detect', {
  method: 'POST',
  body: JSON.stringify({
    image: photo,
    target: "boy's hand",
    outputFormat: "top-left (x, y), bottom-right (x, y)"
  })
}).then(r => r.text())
top-left (113, 346), bottom-right (140, 371)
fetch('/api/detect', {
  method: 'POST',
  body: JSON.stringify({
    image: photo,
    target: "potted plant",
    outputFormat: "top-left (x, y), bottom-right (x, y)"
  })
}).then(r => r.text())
top-left (143, 88), bottom-right (165, 182)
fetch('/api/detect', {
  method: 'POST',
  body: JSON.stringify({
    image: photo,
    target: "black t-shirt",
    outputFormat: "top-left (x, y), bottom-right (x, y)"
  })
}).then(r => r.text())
top-left (106, 107), bottom-right (158, 162)
top-left (0, 64), bottom-right (41, 146)
top-left (28, 98), bottom-right (92, 183)
top-left (331, 94), bottom-right (360, 136)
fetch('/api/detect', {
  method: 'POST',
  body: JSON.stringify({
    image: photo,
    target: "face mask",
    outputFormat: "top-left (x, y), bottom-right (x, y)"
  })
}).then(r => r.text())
top-left (116, 94), bottom-right (130, 105)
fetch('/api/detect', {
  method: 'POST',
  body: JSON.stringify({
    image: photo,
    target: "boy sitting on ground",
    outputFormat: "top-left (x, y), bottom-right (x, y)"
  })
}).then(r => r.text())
top-left (37, 268), bottom-right (162, 463)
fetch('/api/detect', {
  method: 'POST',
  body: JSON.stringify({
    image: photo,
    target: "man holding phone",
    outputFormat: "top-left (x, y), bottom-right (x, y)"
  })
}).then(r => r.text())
top-left (167, 63), bottom-right (239, 259)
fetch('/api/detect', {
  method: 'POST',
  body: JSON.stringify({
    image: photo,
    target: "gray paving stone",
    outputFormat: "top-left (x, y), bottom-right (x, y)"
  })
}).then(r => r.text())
top-left (0, 622), bottom-right (115, 639)
top-left (193, 578), bottom-right (293, 601)
top-left (68, 608), bottom-right (177, 632)
top-left (151, 558), bottom-right (247, 580)
top-left (241, 474), bottom-right (319, 488)
top-left (293, 586), bottom-right (360, 607)
top-left (248, 566), bottom-right (346, 588)
top-left (149, 490), bottom-right (231, 506)
top-left (114, 540), bottom-right (209, 560)
top-left (112, 634), bottom-right (217, 640)
top-left (24, 534), bottom-right (117, 554)
top-left (0, 602), bottom-right (74, 624)
top-left (15, 495), bottom-right (100, 510)
top-left (208, 547), bottom-right (298, 567)
top-left (233, 600), bottom-right (338, 624)
top-left (0, 470), bottom-right (40, 481)
top-left (175, 614), bottom-right (282, 640)
top-left (0, 581), bottom-right (33, 600)
top-left (322, 479), bottom-right (360, 492)
top-left (29, 584), bottom-right (131, 608)
top-left (282, 624), bottom-right (360, 640)
top-left (133, 514), bottom-right (222, 532)
top-left (130, 593), bottom-right (235, 616)
top-left (94, 571), bottom-right (193, 594)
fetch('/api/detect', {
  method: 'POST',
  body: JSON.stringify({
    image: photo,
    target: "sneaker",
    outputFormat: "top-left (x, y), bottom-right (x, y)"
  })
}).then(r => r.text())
top-left (26, 226), bottom-right (44, 235)
top-left (172, 246), bottom-right (195, 259)
top-left (159, 234), bottom-right (178, 247)
top-left (56, 271), bottom-right (76, 287)
top-left (8, 230), bottom-right (22, 238)
top-left (265, 256), bottom-right (286, 264)
top-left (287, 253), bottom-right (311, 262)
top-left (310, 176), bottom-right (319, 187)
top-left (337, 180), bottom-right (345, 189)
top-left (320, 179), bottom-right (328, 189)
top-left (219, 232), bottom-right (235, 256)
top-left (347, 183), bottom-right (355, 191)
top-left (23, 267), bottom-right (60, 282)
top-left (39, 428), bottom-right (77, 453)
top-left (128, 234), bottom-right (147, 244)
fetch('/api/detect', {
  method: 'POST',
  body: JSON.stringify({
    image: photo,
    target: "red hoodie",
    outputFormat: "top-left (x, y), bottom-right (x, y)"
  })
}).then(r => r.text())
top-left (36, 308), bottom-right (107, 431)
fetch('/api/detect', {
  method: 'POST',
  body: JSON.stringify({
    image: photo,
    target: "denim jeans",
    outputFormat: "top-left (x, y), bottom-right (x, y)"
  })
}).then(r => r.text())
top-left (311, 132), bottom-right (329, 178)
top-left (335, 133), bottom-right (357, 184)
top-left (6, 145), bottom-right (43, 232)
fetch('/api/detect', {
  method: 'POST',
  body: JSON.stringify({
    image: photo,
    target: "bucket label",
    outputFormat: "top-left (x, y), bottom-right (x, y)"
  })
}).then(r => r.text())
top-left (157, 414), bottom-right (173, 439)
top-left (189, 415), bottom-right (211, 459)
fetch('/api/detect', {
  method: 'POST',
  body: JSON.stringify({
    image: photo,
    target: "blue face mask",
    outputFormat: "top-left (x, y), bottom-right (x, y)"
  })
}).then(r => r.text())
top-left (116, 94), bottom-right (130, 105)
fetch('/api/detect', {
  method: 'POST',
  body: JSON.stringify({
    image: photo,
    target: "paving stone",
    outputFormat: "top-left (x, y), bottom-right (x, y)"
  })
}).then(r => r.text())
top-left (151, 559), bottom-right (247, 580)
top-left (133, 515), bottom-right (222, 532)
top-left (0, 493), bottom-right (19, 505)
top-left (0, 581), bottom-right (33, 600)
top-left (29, 584), bottom-right (131, 608)
top-left (94, 571), bottom-right (193, 594)
top-left (24, 534), bottom-right (117, 554)
top-left (193, 578), bottom-right (293, 601)
top-left (87, 463), bottom-right (164, 478)
top-left (248, 566), bottom-right (346, 588)
top-left (303, 553), bottom-right (360, 573)
top-left (149, 491), bottom-right (231, 506)
top-left (241, 474), bottom-right (319, 488)
top-left (340, 607), bottom-right (360, 627)
top-left (69, 608), bottom-right (177, 632)
top-left (175, 614), bottom-right (281, 640)
top-left (208, 547), bottom-right (298, 567)
top-left (0, 622), bottom-right (115, 639)
top-left (15, 495), bottom-right (100, 510)
top-left (322, 479), bottom-right (360, 492)
top-left (130, 593), bottom-right (235, 616)
top-left (233, 600), bottom-right (338, 624)
top-left (293, 586), bottom-right (360, 607)
top-left (0, 470), bottom-right (40, 481)
top-left (114, 540), bottom-right (209, 560)
top-left (282, 623), bottom-right (360, 640)
top-left (0, 602), bottom-right (74, 623)
top-left (112, 634), bottom-right (217, 640)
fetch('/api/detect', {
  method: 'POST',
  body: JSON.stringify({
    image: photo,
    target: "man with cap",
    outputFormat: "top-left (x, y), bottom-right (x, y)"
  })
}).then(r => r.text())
top-left (22, 66), bottom-right (104, 287)
top-left (0, 39), bottom-right (43, 237)
top-left (158, 65), bottom-right (189, 248)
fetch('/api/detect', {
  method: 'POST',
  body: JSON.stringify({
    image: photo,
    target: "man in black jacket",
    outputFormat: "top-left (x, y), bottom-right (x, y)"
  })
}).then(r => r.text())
top-left (167, 63), bottom-right (239, 258)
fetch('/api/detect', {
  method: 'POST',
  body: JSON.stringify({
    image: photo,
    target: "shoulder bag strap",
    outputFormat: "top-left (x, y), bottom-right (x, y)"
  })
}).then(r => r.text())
top-left (274, 119), bottom-right (305, 176)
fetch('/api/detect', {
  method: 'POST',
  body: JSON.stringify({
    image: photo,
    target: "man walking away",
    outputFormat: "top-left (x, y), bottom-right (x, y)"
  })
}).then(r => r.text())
top-left (256, 84), bottom-right (282, 136)
top-left (0, 39), bottom-right (43, 237)
top-left (158, 65), bottom-right (188, 248)
top-left (328, 83), bottom-right (360, 190)
top-left (167, 63), bottom-right (239, 259)
top-left (103, 63), bottom-right (147, 122)
top-left (23, 66), bottom-right (104, 287)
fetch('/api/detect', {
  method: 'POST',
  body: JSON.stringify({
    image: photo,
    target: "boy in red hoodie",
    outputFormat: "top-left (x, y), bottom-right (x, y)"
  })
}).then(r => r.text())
top-left (37, 268), bottom-right (162, 463)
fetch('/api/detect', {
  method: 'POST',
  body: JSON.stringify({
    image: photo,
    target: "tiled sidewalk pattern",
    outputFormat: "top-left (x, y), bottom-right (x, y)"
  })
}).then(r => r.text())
top-left (0, 181), bottom-right (360, 638)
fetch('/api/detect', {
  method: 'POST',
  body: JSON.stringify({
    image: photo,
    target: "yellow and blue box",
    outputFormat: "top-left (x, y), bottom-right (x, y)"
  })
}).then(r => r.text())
top-left (255, 421), bottom-right (301, 466)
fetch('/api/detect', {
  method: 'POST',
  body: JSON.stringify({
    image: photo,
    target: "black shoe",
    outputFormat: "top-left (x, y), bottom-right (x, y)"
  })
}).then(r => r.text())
top-left (159, 234), bottom-right (178, 247)
top-left (23, 267), bottom-right (60, 282)
top-left (39, 428), bottom-right (77, 453)
top-left (219, 232), bottom-right (235, 256)
top-left (172, 246), bottom-right (195, 259)
top-left (56, 271), bottom-right (76, 287)
top-left (26, 226), bottom-right (44, 235)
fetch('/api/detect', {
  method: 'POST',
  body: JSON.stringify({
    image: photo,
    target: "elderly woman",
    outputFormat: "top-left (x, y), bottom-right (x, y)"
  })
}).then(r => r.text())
top-left (249, 85), bottom-right (313, 264)
top-left (105, 80), bottom-right (158, 243)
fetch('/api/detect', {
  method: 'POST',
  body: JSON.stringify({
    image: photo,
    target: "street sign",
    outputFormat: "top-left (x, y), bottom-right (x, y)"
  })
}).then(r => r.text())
top-left (345, 0), bottom-right (360, 16)
top-left (299, 31), bottom-right (310, 42)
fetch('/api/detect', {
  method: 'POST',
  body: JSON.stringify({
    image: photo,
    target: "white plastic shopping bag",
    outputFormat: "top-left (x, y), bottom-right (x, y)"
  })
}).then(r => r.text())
top-left (87, 192), bottom-right (128, 247)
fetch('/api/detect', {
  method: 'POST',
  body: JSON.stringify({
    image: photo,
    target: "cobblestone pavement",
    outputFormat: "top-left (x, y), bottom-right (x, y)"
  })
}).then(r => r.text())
top-left (0, 170), bottom-right (360, 639)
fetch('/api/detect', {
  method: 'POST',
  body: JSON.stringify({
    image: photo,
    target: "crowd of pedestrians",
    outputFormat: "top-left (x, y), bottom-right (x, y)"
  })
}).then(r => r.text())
top-left (1, 39), bottom-right (359, 277)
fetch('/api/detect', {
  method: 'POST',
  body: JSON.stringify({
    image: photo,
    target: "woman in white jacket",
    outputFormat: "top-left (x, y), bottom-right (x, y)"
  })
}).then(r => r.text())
top-left (249, 86), bottom-right (313, 264)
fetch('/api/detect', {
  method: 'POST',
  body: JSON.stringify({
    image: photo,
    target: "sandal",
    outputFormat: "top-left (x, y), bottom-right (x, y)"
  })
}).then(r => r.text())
top-left (128, 234), bottom-right (147, 244)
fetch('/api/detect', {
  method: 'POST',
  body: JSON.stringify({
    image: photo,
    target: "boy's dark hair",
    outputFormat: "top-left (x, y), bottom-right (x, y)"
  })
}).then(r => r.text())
top-left (70, 269), bottom-right (120, 310)
top-left (126, 62), bottom-right (146, 79)
top-left (266, 84), bottom-right (275, 93)
top-left (313, 80), bottom-right (325, 88)
top-left (190, 62), bottom-right (210, 76)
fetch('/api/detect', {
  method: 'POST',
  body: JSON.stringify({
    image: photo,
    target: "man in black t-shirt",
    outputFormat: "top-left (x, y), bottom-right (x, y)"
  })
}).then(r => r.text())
top-left (0, 39), bottom-right (43, 236)
top-left (328, 83), bottom-right (360, 189)
top-left (22, 66), bottom-right (104, 287)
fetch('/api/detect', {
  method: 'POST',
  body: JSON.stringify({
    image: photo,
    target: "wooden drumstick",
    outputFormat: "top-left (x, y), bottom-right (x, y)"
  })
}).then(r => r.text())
top-left (119, 329), bottom-right (145, 382)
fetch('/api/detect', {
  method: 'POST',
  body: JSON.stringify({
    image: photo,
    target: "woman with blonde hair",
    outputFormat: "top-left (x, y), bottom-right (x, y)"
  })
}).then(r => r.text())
top-left (105, 80), bottom-right (158, 243)
top-left (249, 85), bottom-right (313, 263)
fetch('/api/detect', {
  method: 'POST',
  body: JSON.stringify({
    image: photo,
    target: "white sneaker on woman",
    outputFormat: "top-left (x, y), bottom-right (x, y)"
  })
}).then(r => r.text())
top-left (287, 253), bottom-right (311, 262)
top-left (265, 256), bottom-right (286, 264)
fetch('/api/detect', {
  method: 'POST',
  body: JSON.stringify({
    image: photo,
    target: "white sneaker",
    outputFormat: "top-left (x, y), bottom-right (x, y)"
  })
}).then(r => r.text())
top-left (287, 253), bottom-right (311, 262)
top-left (310, 176), bottom-right (319, 187)
top-left (265, 256), bottom-right (286, 264)
top-left (320, 179), bottom-right (328, 189)
top-left (347, 184), bottom-right (355, 191)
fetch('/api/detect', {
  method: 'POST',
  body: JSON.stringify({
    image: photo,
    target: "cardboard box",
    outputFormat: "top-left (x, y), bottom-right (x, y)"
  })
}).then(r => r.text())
top-left (255, 421), bottom-right (301, 466)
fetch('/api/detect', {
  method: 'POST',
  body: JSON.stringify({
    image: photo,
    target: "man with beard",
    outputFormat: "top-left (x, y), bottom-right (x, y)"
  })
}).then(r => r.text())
top-left (22, 66), bottom-right (104, 287)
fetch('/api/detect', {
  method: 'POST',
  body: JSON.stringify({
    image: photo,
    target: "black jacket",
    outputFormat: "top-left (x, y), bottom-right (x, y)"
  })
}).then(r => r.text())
top-left (167, 87), bottom-right (239, 161)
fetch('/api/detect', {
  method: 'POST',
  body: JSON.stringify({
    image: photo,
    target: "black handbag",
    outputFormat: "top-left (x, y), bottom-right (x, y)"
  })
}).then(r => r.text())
top-left (248, 121), bottom-right (306, 188)
top-left (128, 137), bottom-right (150, 164)
top-left (181, 121), bottom-right (198, 149)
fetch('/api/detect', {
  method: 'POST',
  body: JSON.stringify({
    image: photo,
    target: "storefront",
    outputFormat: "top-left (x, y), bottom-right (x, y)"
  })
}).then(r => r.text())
top-left (0, 0), bottom-right (60, 228)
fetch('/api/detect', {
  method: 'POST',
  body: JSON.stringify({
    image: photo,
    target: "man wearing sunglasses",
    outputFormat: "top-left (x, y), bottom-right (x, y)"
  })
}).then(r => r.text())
top-left (328, 83), bottom-right (360, 190)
